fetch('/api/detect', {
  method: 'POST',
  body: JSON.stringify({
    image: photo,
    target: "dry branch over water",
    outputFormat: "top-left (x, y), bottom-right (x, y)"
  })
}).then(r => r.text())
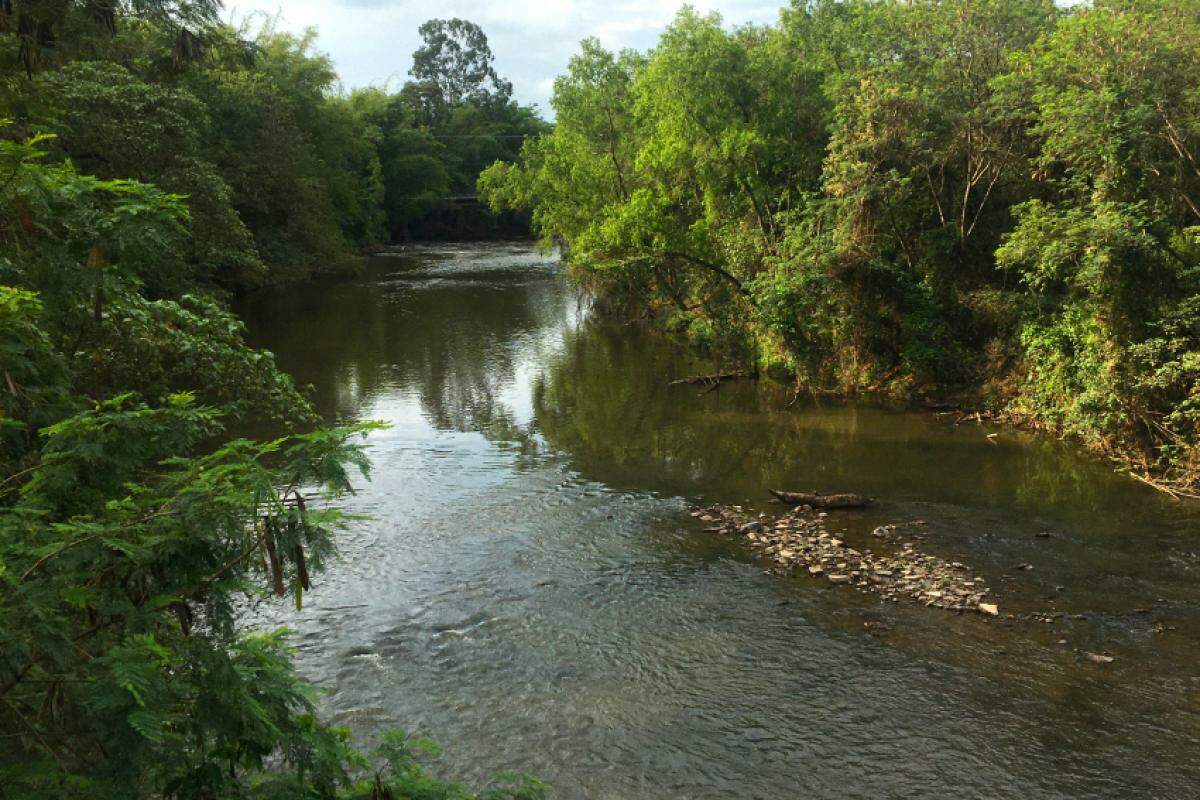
top-left (767, 489), bottom-right (872, 509)
top-left (668, 371), bottom-right (756, 386)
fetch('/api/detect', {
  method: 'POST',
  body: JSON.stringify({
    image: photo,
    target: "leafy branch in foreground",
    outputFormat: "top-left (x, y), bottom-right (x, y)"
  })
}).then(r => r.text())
top-left (0, 121), bottom-right (545, 796)
top-left (0, 401), bottom-right (378, 795)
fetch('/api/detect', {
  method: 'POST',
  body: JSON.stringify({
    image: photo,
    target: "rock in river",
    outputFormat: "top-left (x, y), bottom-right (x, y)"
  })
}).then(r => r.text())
top-left (695, 503), bottom-right (999, 617)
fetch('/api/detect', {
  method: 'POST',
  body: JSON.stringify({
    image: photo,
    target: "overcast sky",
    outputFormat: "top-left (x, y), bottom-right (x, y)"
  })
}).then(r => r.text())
top-left (224, 1), bottom-right (783, 114)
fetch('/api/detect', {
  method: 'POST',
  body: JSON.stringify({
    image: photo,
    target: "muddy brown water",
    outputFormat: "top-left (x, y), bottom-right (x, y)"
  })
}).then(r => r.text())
top-left (240, 242), bottom-right (1200, 799)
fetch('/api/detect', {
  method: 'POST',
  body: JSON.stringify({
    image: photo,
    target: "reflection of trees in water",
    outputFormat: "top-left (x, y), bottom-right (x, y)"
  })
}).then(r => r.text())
top-left (243, 253), bottom-right (1190, 534)
top-left (532, 316), bottom-right (1182, 534)
top-left (241, 256), bottom-right (565, 453)
top-left (532, 319), bottom-right (896, 497)
top-left (532, 318), bottom-right (805, 496)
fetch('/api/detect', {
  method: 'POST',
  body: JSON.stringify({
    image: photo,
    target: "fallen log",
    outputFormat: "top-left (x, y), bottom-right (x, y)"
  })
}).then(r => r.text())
top-left (668, 371), bottom-right (755, 386)
top-left (768, 489), bottom-right (871, 509)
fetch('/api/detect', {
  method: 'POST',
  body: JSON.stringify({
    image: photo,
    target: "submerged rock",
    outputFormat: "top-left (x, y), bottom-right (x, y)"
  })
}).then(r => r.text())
top-left (694, 503), bottom-right (1000, 617)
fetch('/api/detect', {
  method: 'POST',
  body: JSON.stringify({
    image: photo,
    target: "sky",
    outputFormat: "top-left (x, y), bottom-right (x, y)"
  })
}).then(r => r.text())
top-left (224, 1), bottom-right (784, 114)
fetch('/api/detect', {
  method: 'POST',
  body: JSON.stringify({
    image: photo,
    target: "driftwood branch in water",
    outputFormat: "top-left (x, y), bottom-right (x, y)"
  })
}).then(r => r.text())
top-left (768, 489), bottom-right (872, 509)
top-left (669, 371), bottom-right (755, 386)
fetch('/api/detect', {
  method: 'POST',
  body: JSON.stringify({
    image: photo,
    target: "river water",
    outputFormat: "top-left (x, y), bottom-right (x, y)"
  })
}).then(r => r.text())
top-left (241, 242), bottom-right (1200, 799)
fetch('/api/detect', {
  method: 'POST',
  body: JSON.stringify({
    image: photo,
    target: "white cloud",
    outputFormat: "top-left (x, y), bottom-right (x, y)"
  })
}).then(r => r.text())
top-left (223, 0), bottom-right (782, 114)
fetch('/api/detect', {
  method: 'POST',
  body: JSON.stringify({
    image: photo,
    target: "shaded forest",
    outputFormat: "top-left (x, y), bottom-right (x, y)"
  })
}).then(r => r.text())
top-left (2, 5), bottom-right (548, 291)
top-left (0, 2), bottom-right (546, 797)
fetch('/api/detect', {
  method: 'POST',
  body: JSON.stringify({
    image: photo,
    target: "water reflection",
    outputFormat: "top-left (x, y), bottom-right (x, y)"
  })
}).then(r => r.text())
top-left (241, 243), bottom-right (1200, 800)
top-left (532, 312), bottom-right (1184, 528)
top-left (243, 244), bottom-right (561, 435)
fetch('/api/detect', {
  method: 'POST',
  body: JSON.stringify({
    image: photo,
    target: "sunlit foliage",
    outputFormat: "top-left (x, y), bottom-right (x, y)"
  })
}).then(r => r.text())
top-left (483, 0), bottom-right (1200, 489)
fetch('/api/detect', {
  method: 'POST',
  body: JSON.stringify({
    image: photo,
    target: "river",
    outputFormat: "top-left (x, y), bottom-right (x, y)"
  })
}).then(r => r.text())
top-left (240, 242), bottom-right (1200, 799)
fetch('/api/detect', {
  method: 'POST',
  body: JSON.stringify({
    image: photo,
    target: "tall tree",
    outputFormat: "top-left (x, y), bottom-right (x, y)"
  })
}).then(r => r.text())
top-left (409, 17), bottom-right (512, 107)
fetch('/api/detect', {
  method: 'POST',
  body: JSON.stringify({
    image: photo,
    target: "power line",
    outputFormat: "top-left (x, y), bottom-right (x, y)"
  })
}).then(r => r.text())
top-left (393, 195), bottom-right (481, 201)
top-left (424, 134), bottom-right (535, 139)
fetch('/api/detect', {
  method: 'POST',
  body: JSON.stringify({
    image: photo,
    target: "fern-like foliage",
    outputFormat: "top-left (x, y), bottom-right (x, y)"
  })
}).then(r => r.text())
top-left (0, 124), bottom-right (542, 798)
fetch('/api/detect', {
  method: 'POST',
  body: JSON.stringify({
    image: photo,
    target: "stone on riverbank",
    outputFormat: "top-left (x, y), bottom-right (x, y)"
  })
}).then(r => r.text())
top-left (696, 503), bottom-right (998, 616)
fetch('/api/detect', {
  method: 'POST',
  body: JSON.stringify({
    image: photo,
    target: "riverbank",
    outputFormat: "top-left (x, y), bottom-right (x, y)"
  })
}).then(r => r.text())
top-left (480, 1), bottom-right (1200, 508)
top-left (656, 335), bottom-right (1200, 501)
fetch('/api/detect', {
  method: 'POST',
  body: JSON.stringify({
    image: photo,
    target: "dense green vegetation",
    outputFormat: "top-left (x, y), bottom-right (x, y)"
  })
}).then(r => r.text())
top-left (483, 0), bottom-right (1200, 492)
top-left (0, 2), bottom-right (547, 797)
top-left (0, 3), bottom-right (546, 290)
top-left (4, 0), bottom-right (1199, 793)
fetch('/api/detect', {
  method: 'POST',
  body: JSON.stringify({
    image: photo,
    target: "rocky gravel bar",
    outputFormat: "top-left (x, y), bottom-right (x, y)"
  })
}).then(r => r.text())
top-left (693, 504), bottom-right (999, 617)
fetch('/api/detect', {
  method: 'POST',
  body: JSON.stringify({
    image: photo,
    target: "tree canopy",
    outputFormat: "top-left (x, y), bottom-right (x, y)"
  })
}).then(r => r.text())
top-left (0, 5), bottom-right (549, 797)
top-left (410, 17), bottom-right (513, 107)
top-left (482, 0), bottom-right (1200, 491)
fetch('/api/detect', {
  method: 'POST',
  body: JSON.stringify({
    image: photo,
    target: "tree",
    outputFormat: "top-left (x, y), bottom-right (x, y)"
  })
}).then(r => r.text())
top-left (32, 60), bottom-right (264, 289)
top-left (0, 121), bottom-right (546, 800)
top-left (484, 0), bottom-right (1200, 489)
top-left (380, 124), bottom-right (450, 240)
top-left (373, 18), bottom-right (547, 239)
top-left (410, 18), bottom-right (512, 107)
top-left (995, 0), bottom-right (1200, 480)
top-left (0, 0), bottom-right (222, 74)
top-left (0, 0), bottom-right (557, 790)
top-left (183, 24), bottom-right (386, 282)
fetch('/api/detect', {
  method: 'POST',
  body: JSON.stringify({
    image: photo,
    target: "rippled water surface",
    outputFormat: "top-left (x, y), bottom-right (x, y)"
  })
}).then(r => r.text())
top-left (241, 242), bottom-right (1200, 799)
